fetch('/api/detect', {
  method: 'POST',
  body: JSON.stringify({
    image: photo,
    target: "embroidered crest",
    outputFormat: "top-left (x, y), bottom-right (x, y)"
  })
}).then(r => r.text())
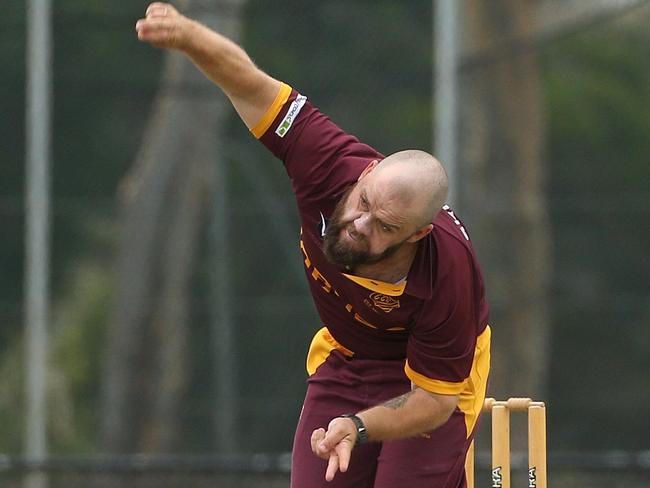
top-left (369, 292), bottom-right (400, 313)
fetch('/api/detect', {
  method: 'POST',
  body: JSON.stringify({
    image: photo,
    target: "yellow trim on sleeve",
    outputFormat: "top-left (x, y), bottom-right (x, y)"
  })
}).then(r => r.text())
top-left (342, 273), bottom-right (407, 296)
top-left (404, 326), bottom-right (491, 438)
top-left (404, 361), bottom-right (467, 395)
top-left (307, 324), bottom-right (490, 440)
top-left (306, 327), bottom-right (354, 376)
top-left (458, 325), bottom-right (491, 437)
top-left (250, 82), bottom-right (292, 139)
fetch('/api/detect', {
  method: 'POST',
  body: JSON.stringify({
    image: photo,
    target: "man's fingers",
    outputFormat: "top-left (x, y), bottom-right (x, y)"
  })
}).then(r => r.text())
top-left (135, 16), bottom-right (183, 50)
top-left (136, 18), bottom-right (172, 33)
top-left (310, 428), bottom-right (327, 458)
top-left (146, 6), bottom-right (173, 19)
top-left (136, 4), bottom-right (187, 50)
top-left (325, 451), bottom-right (340, 482)
top-left (319, 421), bottom-right (350, 452)
top-left (145, 2), bottom-right (175, 17)
top-left (335, 442), bottom-right (352, 473)
top-left (136, 19), bottom-right (171, 40)
top-left (147, 7), bottom-right (168, 19)
top-left (311, 420), bottom-right (356, 480)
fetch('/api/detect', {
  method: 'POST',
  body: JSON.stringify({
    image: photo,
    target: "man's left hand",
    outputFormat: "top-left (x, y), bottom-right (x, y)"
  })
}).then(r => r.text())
top-left (310, 417), bottom-right (357, 481)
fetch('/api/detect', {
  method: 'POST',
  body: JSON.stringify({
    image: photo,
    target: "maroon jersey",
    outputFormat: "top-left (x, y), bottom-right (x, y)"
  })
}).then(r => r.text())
top-left (254, 84), bottom-right (490, 396)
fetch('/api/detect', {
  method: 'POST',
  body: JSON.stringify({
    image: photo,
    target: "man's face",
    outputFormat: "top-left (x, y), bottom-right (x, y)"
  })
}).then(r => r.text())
top-left (323, 174), bottom-right (418, 269)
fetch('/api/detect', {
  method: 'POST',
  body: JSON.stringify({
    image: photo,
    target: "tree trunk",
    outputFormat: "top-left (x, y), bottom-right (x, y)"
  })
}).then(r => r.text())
top-left (459, 0), bottom-right (551, 403)
top-left (100, 0), bottom-right (243, 454)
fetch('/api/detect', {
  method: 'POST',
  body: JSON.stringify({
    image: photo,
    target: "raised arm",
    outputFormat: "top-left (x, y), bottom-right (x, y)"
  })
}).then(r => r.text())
top-left (135, 2), bottom-right (281, 129)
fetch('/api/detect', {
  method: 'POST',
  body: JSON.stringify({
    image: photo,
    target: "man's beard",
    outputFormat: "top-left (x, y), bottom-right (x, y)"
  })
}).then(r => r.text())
top-left (323, 188), bottom-right (405, 269)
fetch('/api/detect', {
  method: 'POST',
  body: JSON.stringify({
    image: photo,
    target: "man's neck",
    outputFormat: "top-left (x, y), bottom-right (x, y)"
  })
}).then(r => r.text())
top-left (350, 242), bottom-right (418, 284)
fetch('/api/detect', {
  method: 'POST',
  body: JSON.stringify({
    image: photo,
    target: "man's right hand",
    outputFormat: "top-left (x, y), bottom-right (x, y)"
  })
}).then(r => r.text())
top-left (134, 1), bottom-right (282, 131)
top-left (136, 2), bottom-right (193, 51)
top-left (311, 418), bottom-right (357, 482)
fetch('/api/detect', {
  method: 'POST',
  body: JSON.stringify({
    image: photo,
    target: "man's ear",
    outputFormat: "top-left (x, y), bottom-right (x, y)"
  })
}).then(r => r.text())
top-left (407, 224), bottom-right (433, 243)
top-left (358, 159), bottom-right (379, 181)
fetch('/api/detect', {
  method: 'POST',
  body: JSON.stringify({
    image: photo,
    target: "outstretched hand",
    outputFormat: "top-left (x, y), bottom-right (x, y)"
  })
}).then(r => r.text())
top-left (135, 2), bottom-right (191, 50)
top-left (311, 417), bottom-right (358, 482)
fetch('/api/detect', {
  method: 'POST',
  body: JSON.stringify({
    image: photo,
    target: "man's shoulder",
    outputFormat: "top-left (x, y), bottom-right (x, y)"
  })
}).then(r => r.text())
top-left (429, 206), bottom-right (484, 292)
top-left (433, 206), bottom-right (475, 256)
top-left (258, 88), bottom-right (383, 205)
top-left (410, 208), bottom-right (487, 322)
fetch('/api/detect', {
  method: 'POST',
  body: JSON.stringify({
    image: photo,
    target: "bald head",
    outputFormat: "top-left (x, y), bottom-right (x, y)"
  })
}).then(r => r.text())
top-left (323, 150), bottom-right (447, 268)
top-left (370, 150), bottom-right (448, 227)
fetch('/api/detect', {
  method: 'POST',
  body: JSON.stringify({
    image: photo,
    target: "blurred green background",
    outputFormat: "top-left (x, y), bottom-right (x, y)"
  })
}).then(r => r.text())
top-left (1, 0), bottom-right (649, 486)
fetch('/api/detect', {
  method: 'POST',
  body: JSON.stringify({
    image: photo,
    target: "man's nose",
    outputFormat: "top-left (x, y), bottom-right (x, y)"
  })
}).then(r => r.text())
top-left (353, 213), bottom-right (372, 235)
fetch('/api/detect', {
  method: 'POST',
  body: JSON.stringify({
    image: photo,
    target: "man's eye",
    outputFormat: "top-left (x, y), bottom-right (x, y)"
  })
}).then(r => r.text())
top-left (381, 224), bottom-right (392, 232)
top-left (360, 196), bottom-right (369, 209)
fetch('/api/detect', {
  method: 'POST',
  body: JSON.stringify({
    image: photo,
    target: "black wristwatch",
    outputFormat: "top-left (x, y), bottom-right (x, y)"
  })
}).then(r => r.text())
top-left (339, 413), bottom-right (369, 445)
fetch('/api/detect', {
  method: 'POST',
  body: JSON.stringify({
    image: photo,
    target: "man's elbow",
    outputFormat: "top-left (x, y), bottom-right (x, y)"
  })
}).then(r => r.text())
top-left (416, 388), bottom-right (459, 429)
top-left (435, 393), bottom-right (459, 424)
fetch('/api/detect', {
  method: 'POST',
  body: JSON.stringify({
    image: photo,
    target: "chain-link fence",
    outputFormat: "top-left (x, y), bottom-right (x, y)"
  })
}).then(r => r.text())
top-left (2, 0), bottom-right (650, 484)
top-left (2, 452), bottom-right (650, 487)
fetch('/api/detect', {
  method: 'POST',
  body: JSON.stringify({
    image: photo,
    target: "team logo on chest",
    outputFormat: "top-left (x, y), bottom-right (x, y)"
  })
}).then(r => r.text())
top-left (366, 292), bottom-right (400, 313)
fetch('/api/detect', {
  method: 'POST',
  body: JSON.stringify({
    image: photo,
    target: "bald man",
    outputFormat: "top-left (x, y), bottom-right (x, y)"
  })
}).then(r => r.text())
top-left (137, 4), bottom-right (491, 488)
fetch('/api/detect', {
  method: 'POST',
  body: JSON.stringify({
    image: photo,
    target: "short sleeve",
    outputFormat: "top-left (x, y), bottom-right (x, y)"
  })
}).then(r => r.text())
top-left (404, 244), bottom-right (480, 395)
top-left (254, 83), bottom-right (383, 206)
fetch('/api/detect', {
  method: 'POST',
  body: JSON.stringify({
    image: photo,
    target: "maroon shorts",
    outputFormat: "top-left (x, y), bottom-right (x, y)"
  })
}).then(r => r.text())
top-left (290, 351), bottom-right (476, 488)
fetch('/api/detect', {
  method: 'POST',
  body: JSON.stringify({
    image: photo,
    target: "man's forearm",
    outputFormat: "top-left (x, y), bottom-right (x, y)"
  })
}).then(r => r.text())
top-left (136, 3), bottom-right (280, 128)
top-left (311, 386), bottom-right (459, 480)
top-left (180, 20), bottom-right (280, 115)
top-left (357, 388), bottom-right (458, 442)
